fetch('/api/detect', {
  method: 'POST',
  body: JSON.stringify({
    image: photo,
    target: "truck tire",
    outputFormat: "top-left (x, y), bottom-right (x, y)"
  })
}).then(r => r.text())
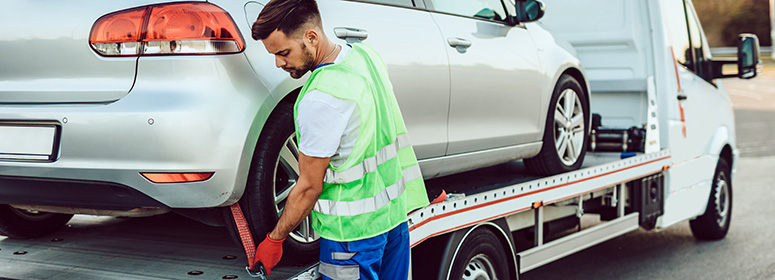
top-left (449, 227), bottom-right (512, 280)
top-left (690, 158), bottom-right (732, 240)
top-left (525, 74), bottom-right (589, 176)
top-left (0, 205), bottom-right (73, 238)
top-left (225, 101), bottom-right (319, 264)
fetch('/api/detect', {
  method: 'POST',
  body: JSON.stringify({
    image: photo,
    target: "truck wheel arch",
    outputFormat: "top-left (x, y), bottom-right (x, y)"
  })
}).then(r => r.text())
top-left (442, 220), bottom-right (518, 280)
top-left (707, 126), bottom-right (734, 172)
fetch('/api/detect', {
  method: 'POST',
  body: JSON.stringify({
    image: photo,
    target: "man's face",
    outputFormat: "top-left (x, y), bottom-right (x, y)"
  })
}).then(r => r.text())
top-left (263, 30), bottom-right (315, 79)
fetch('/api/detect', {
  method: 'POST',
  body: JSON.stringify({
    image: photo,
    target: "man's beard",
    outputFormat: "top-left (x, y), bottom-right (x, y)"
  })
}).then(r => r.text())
top-left (286, 43), bottom-right (315, 79)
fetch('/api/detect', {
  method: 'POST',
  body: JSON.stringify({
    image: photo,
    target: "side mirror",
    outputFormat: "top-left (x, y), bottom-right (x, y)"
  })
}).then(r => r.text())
top-left (514, 0), bottom-right (545, 23)
top-left (737, 33), bottom-right (761, 79)
top-left (707, 33), bottom-right (762, 80)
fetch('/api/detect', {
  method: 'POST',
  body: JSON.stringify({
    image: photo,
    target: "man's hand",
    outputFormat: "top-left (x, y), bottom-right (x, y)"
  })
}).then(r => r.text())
top-left (251, 233), bottom-right (286, 275)
top-left (255, 153), bottom-right (328, 274)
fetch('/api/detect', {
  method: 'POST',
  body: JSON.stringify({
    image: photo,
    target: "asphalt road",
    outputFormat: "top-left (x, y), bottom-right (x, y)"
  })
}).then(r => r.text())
top-left (0, 64), bottom-right (773, 280)
top-left (522, 62), bottom-right (775, 280)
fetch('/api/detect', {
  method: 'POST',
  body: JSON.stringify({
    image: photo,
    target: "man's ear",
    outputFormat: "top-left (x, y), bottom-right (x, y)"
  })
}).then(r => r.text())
top-left (304, 29), bottom-right (319, 47)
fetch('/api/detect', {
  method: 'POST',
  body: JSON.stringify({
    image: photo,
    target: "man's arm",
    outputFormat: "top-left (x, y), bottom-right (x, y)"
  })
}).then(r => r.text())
top-left (268, 152), bottom-right (329, 240)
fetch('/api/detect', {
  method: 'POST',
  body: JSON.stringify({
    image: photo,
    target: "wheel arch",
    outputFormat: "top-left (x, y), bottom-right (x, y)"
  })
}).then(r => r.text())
top-left (707, 126), bottom-right (734, 179)
top-left (560, 67), bottom-right (590, 111)
top-left (539, 65), bottom-right (591, 139)
top-left (443, 220), bottom-right (518, 280)
top-left (559, 66), bottom-right (591, 137)
top-left (231, 87), bottom-right (302, 204)
top-left (720, 144), bottom-right (734, 178)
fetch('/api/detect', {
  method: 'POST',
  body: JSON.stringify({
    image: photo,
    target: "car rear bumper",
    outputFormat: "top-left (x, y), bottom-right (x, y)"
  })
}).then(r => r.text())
top-left (0, 54), bottom-right (274, 209)
top-left (0, 175), bottom-right (165, 210)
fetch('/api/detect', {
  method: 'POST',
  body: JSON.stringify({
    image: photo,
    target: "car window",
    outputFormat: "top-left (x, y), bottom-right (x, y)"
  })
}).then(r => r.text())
top-left (662, 0), bottom-right (694, 72)
top-left (427, 0), bottom-right (508, 21)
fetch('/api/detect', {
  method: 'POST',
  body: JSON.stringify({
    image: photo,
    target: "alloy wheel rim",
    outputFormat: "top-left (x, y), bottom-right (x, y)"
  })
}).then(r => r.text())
top-left (714, 172), bottom-right (730, 227)
top-left (273, 134), bottom-right (319, 243)
top-left (554, 88), bottom-right (585, 166)
top-left (461, 254), bottom-right (496, 280)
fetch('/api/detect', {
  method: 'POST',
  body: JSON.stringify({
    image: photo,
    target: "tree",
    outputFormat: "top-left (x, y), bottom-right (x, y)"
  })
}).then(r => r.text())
top-left (721, 0), bottom-right (772, 47)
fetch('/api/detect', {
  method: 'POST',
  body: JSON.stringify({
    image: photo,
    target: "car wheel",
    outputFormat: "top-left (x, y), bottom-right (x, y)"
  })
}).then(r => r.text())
top-left (0, 204), bottom-right (73, 238)
top-left (225, 101), bottom-right (319, 265)
top-left (449, 228), bottom-right (512, 280)
top-left (525, 74), bottom-right (589, 176)
top-left (690, 158), bottom-right (732, 240)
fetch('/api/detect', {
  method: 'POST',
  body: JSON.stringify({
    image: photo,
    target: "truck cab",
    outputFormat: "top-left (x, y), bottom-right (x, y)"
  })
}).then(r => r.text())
top-left (539, 0), bottom-right (760, 230)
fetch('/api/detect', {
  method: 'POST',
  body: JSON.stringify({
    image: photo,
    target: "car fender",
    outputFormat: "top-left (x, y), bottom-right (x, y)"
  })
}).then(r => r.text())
top-left (526, 22), bottom-right (589, 138)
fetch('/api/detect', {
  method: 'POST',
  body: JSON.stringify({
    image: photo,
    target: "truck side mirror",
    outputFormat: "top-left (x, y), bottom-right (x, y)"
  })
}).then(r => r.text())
top-left (707, 33), bottom-right (762, 80)
top-left (514, 0), bottom-right (545, 24)
top-left (737, 34), bottom-right (761, 79)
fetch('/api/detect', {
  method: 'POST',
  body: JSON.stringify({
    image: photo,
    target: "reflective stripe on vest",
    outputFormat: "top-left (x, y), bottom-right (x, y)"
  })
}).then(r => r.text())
top-left (314, 163), bottom-right (422, 216)
top-left (323, 133), bottom-right (412, 184)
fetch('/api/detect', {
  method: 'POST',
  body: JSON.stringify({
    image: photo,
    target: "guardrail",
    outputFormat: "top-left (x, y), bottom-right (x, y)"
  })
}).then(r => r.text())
top-left (711, 46), bottom-right (773, 56)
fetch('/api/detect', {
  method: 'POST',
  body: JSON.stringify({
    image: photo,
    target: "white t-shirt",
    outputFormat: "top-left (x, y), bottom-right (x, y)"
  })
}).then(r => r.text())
top-left (297, 44), bottom-right (360, 168)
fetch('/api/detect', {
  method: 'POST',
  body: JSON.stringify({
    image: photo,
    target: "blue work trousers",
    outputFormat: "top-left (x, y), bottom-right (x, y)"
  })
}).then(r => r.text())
top-left (318, 222), bottom-right (410, 280)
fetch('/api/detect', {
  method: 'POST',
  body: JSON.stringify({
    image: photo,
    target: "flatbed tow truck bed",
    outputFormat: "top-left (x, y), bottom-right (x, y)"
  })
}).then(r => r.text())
top-left (0, 151), bottom-right (670, 279)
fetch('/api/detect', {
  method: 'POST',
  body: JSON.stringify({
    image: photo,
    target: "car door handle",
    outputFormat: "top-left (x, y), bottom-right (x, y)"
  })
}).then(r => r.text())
top-left (447, 37), bottom-right (472, 53)
top-left (447, 37), bottom-right (472, 48)
top-left (677, 93), bottom-right (688, 100)
top-left (334, 27), bottom-right (368, 43)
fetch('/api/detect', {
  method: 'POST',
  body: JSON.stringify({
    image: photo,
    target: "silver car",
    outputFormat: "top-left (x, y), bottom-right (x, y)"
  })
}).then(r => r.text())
top-left (0, 0), bottom-right (588, 262)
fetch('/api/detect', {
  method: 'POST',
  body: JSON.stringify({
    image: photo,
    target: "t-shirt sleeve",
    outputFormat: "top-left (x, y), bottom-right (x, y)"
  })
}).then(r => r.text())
top-left (297, 90), bottom-right (351, 158)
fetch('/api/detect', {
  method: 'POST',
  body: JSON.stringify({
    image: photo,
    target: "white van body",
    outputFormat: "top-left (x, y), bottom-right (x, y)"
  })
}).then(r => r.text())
top-left (539, 0), bottom-right (738, 229)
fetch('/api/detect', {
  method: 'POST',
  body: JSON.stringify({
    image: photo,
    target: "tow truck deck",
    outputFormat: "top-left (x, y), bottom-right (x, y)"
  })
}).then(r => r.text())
top-left (0, 150), bottom-right (671, 280)
top-left (288, 150), bottom-right (672, 279)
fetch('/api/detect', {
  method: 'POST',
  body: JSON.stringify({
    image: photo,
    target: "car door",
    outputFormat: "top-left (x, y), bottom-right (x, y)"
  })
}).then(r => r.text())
top-left (319, 0), bottom-right (451, 159)
top-left (244, 0), bottom-right (451, 160)
top-left (424, 0), bottom-right (543, 155)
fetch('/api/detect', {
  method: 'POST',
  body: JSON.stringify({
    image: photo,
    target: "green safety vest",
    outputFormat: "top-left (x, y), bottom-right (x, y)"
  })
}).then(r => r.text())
top-left (295, 43), bottom-right (429, 242)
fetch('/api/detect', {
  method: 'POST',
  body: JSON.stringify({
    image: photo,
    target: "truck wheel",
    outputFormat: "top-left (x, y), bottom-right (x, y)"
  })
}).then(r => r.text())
top-left (525, 74), bottom-right (589, 176)
top-left (449, 228), bottom-right (512, 280)
top-left (690, 158), bottom-right (732, 240)
top-left (226, 101), bottom-right (319, 264)
top-left (0, 205), bottom-right (73, 238)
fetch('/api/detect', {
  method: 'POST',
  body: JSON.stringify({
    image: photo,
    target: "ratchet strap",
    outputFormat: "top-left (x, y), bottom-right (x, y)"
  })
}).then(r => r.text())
top-left (229, 203), bottom-right (256, 268)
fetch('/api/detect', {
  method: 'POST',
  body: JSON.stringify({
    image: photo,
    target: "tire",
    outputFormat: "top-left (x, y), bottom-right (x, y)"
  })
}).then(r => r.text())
top-left (225, 101), bottom-right (319, 265)
top-left (690, 158), bottom-right (732, 240)
top-left (0, 205), bottom-right (73, 238)
top-left (525, 74), bottom-right (589, 176)
top-left (449, 228), bottom-right (512, 280)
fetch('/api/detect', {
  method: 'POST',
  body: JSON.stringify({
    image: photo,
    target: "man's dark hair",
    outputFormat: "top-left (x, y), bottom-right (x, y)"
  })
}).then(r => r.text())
top-left (252, 0), bottom-right (322, 40)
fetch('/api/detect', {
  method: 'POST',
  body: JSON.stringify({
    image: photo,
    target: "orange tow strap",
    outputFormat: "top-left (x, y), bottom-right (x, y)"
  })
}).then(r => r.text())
top-left (229, 203), bottom-right (256, 268)
top-left (230, 203), bottom-right (268, 278)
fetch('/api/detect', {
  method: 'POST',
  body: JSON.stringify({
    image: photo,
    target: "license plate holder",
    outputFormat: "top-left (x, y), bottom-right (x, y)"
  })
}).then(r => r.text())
top-left (0, 122), bottom-right (60, 162)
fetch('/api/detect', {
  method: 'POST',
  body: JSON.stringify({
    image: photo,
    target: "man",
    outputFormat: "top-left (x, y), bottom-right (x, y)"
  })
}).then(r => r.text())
top-left (249, 0), bottom-right (429, 279)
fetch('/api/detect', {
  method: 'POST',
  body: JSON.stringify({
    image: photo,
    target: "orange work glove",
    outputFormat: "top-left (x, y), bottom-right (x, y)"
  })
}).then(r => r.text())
top-left (251, 233), bottom-right (285, 275)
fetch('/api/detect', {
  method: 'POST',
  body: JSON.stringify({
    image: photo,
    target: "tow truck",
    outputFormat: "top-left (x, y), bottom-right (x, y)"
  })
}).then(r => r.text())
top-left (288, 0), bottom-right (762, 278)
top-left (0, 0), bottom-right (762, 279)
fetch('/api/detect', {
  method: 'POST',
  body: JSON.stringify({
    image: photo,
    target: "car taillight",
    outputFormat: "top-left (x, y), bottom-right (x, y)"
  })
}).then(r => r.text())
top-left (141, 172), bottom-right (214, 183)
top-left (89, 2), bottom-right (245, 56)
